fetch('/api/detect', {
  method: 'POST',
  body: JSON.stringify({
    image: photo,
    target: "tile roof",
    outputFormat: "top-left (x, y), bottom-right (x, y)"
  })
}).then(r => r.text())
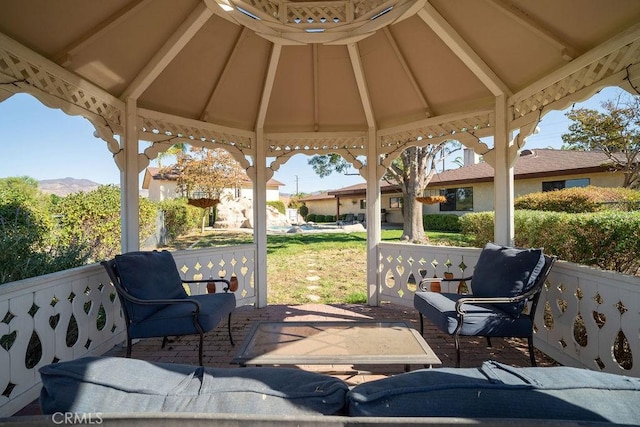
top-left (427, 149), bottom-right (614, 187)
top-left (298, 191), bottom-right (334, 201)
top-left (328, 181), bottom-right (400, 196)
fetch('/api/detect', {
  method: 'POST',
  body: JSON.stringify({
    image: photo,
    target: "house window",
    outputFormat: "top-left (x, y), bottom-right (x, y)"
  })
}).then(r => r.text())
top-left (389, 197), bottom-right (403, 209)
top-left (440, 187), bottom-right (473, 211)
top-left (360, 199), bottom-right (366, 209)
top-left (542, 178), bottom-right (590, 192)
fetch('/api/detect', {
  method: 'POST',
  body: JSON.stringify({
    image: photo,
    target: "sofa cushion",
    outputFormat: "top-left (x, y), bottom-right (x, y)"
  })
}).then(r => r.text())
top-left (471, 243), bottom-right (545, 316)
top-left (348, 360), bottom-right (640, 424)
top-left (114, 250), bottom-right (188, 321)
top-left (40, 357), bottom-right (349, 416)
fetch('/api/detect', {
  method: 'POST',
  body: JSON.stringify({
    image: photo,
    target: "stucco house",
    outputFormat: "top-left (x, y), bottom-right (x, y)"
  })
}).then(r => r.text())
top-left (142, 167), bottom-right (283, 202)
top-left (300, 149), bottom-right (626, 221)
top-left (423, 149), bottom-right (625, 215)
top-left (299, 182), bottom-right (403, 223)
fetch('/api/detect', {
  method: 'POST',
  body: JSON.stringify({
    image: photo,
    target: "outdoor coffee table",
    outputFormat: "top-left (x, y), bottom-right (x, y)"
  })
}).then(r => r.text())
top-left (231, 320), bottom-right (441, 371)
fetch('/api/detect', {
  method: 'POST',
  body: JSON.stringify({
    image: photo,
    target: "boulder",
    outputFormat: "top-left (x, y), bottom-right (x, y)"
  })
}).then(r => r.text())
top-left (215, 198), bottom-right (290, 229)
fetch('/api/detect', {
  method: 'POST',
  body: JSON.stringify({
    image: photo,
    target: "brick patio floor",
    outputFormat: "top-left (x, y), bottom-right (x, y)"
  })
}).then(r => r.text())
top-left (16, 302), bottom-right (558, 416)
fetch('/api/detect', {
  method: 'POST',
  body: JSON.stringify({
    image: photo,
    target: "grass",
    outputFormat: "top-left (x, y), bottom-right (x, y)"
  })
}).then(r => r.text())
top-left (167, 229), bottom-right (472, 305)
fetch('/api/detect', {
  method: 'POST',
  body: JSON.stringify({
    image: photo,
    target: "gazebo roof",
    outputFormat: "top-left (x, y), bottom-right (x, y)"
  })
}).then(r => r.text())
top-left (1, 0), bottom-right (640, 167)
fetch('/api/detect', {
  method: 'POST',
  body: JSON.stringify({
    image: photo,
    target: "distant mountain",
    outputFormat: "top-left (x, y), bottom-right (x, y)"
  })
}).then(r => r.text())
top-left (38, 177), bottom-right (101, 196)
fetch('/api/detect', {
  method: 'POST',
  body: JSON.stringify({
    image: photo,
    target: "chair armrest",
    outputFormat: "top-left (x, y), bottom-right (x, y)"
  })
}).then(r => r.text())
top-left (454, 286), bottom-right (541, 315)
top-left (442, 276), bottom-right (472, 282)
top-left (418, 276), bottom-right (472, 292)
top-left (182, 278), bottom-right (233, 292)
top-left (117, 291), bottom-right (202, 314)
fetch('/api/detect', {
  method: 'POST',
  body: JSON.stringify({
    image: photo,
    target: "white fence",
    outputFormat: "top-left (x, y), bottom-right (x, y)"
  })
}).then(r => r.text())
top-left (0, 246), bottom-right (256, 416)
top-left (379, 242), bottom-right (640, 377)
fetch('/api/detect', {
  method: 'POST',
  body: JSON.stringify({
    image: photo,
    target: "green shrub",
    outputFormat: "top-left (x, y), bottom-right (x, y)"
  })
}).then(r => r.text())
top-left (459, 212), bottom-right (494, 247)
top-left (267, 200), bottom-right (286, 214)
top-left (0, 208), bottom-right (91, 284)
top-left (306, 213), bottom-right (317, 222)
top-left (299, 204), bottom-right (309, 220)
top-left (562, 211), bottom-right (640, 274)
top-left (159, 198), bottom-right (201, 240)
top-left (0, 177), bottom-right (92, 284)
top-left (461, 210), bottom-right (640, 275)
top-left (52, 185), bottom-right (156, 262)
top-left (423, 214), bottom-right (461, 232)
top-left (515, 186), bottom-right (640, 213)
top-left (316, 214), bottom-right (327, 223)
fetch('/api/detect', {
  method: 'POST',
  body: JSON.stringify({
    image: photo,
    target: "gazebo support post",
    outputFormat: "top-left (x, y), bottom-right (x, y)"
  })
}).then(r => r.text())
top-left (366, 127), bottom-right (381, 306)
top-left (493, 94), bottom-right (515, 246)
top-left (254, 130), bottom-right (269, 308)
top-left (121, 97), bottom-right (141, 253)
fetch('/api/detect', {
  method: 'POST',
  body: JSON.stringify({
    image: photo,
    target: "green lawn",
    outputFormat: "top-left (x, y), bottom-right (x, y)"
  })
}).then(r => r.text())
top-left (169, 229), bottom-right (472, 304)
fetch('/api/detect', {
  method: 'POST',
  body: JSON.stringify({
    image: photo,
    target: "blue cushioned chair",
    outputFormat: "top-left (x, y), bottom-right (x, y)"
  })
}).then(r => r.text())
top-left (414, 243), bottom-right (556, 367)
top-left (102, 250), bottom-right (236, 365)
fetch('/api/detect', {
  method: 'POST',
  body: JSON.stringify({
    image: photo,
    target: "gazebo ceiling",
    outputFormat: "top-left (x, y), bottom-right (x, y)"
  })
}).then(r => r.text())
top-left (1, 0), bottom-right (640, 159)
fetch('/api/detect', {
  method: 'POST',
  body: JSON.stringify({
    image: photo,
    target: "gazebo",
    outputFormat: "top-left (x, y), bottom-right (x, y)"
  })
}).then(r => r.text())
top-left (2, 5), bottom-right (640, 407)
top-left (2, 0), bottom-right (639, 308)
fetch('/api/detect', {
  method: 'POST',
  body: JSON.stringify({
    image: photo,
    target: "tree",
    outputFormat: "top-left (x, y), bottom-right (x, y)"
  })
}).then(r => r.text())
top-left (308, 142), bottom-right (459, 243)
top-left (308, 154), bottom-right (352, 178)
top-left (385, 144), bottom-right (456, 243)
top-left (170, 146), bottom-right (246, 232)
top-left (156, 143), bottom-right (186, 168)
top-left (562, 92), bottom-right (640, 189)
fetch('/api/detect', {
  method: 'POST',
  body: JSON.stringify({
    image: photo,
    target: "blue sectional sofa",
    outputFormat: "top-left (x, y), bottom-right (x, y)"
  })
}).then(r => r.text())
top-left (37, 357), bottom-right (640, 425)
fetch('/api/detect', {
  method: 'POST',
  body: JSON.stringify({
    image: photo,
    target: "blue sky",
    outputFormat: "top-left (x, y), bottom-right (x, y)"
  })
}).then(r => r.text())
top-left (0, 86), bottom-right (625, 195)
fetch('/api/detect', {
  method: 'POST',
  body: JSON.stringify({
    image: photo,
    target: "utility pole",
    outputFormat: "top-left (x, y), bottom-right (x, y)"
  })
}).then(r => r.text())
top-left (295, 175), bottom-right (299, 195)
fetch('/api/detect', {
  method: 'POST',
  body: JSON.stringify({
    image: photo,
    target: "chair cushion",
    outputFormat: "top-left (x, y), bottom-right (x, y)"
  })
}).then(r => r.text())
top-left (413, 291), bottom-right (533, 337)
top-left (40, 357), bottom-right (349, 416)
top-left (129, 293), bottom-right (236, 338)
top-left (347, 360), bottom-right (640, 423)
top-left (114, 251), bottom-right (188, 321)
top-left (471, 243), bottom-right (545, 316)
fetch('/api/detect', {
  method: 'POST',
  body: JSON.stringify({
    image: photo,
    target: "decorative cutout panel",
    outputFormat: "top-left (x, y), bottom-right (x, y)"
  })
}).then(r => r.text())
top-left (266, 135), bottom-right (367, 156)
top-left (172, 246), bottom-right (256, 303)
top-left (140, 116), bottom-right (253, 152)
top-left (0, 45), bottom-right (121, 128)
top-left (379, 111), bottom-right (494, 151)
top-left (0, 265), bottom-right (125, 413)
top-left (512, 42), bottom-right (640, 118)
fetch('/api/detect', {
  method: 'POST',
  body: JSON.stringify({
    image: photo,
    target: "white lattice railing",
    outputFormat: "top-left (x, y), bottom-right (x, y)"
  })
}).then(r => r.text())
top-left (172, 245), bottom-right (257, 304)
top-left (379, 242), bottom-right (640, 378)
top-left (0, 246), bottom-right (256, 416)
top-left (0, 264), bottom-right (124, 416)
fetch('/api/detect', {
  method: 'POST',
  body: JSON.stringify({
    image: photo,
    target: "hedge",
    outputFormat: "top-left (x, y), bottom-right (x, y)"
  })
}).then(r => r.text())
top-left (514, 186), bottom-right (640, 213)
top-left (423, 214), bottom-right (461, 232)
top-left (305, 214), bottom-right (338, 223)
top-left (158, 198), bottom-right (201, 240)
top-left (460, 210), bottom-right (640, 275)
